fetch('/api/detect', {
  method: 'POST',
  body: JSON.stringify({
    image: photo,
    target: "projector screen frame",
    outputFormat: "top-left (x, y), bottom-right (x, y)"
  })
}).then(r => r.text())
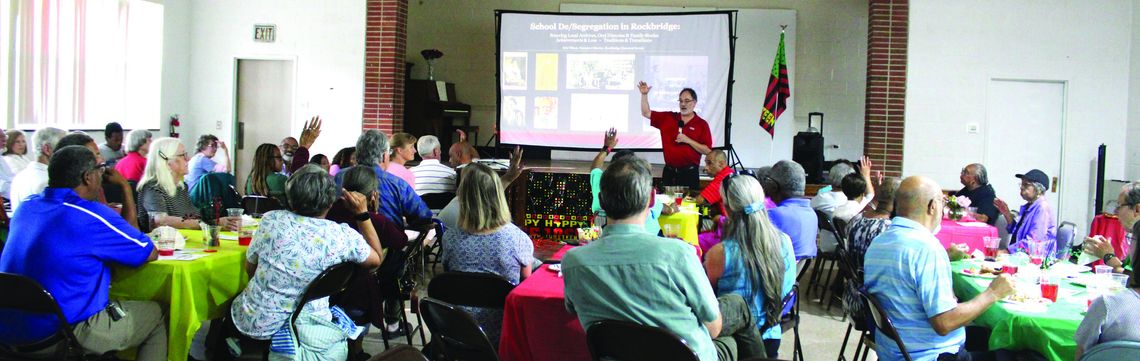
top-left (493, 9), bottom-right (739, 153)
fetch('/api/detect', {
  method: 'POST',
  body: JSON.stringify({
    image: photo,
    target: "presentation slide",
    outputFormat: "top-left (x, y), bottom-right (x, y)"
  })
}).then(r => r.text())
top-left (497, 11), bottom-right (732, 150)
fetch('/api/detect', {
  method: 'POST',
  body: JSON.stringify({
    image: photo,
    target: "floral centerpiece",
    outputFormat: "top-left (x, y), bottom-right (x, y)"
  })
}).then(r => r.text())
top-left (947, 195), bottom-right (972, 221)
top-left (169, 114), bottom-right (181, 138)
top-left (421, 49), bottom-right (444, 80)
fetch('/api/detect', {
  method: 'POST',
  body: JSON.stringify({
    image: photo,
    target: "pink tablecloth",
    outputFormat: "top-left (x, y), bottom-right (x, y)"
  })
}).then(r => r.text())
top-left (934, 219), bottom-right (999, 252)
top-left (499, 246), bottom-right (591, 361)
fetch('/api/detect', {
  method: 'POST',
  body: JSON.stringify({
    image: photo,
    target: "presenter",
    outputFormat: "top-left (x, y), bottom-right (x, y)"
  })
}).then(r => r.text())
top-left (639, 81), bottom-right (713, 188)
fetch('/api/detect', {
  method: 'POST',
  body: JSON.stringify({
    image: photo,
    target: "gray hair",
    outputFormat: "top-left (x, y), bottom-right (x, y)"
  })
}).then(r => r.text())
top-left (969, 163), bottom-right (989, 185)
top-left (1123, 181), bottom-right (1140, 207)
top-left (284, 164), bottom-right (338, 217)
top-left (720, 174), bottom-right (786, 329)
top-left (126, 129), bottom-right (153, 152)
top-left (1030, 182), bottom-right (1047, 197)
top-left (32, 127), bottom-right (67, 158)
top-left (770, 160), bottom-right (806, 198)
top-left (354, 130), bottom-right (389, 167)
top-left (827, 162), bottom-right (854, 189)
top-left (599, 157), bottom-right (652, 220)
top-left (341, 165), bottom-right (379, 195)
top-left (416, 135), bottom-right (441, 158)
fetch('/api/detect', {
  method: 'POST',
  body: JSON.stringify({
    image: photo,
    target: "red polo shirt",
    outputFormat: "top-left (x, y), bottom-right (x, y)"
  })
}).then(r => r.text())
top-left (700, 166), bottom-right (735, 215)
top-left (650, 111), bottom-right (713, 168)
top-left (114, 151), bottom-right (147, 182)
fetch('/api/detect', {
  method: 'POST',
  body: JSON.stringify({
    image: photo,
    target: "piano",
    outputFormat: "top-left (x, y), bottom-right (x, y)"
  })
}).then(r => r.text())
top-left (404, 79), bottom-right (473, 162)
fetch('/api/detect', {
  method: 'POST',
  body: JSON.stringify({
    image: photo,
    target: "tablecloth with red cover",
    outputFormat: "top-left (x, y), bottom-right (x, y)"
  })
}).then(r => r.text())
top-left (934, 219), bottom-right (999, 252)
top-left (498, 245), bottom-right (591, 361)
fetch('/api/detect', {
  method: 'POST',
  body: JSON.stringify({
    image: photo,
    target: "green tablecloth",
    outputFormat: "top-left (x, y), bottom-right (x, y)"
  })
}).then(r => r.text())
top-left (950, 261), bottom-right (1085, 361)
top-left (110, 230), bottom-right (250, 361)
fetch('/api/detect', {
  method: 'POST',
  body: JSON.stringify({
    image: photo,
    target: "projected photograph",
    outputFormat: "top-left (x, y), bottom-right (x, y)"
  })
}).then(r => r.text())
top-left (566, 54), bottom-right (635, 90)
top-left (535, 53), bottom-right (559, 91)
top-left (569, 93), bottom-right (630, 132)
top-left (645, 55), bottom-right (709, 113)
top-left (503, 52), bottom-right (528, 90)
top-left (533, 97), bottom-right (558, 129)
top-left (503, 96), bottom-right (526, 127)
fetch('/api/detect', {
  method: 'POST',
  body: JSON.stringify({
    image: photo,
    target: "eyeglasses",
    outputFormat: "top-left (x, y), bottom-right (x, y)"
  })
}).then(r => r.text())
top-left (678, 99), bottom-right (695, 104)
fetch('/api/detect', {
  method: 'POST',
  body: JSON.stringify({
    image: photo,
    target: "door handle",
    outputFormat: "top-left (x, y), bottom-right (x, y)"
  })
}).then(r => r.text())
top-left (237, 122), bottom-right (245, 150)
top-left (1051, 177), bottom-right (1058, 193)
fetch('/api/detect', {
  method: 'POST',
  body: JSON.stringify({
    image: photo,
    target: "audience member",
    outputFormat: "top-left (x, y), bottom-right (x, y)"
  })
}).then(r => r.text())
top-left (766, 160), bottom-right (819, 260)
top-left (278, 116), bottom-right (324, 176)
top-left (994, 169), bottom-right (1057, 255)
top-left (1074, 220), bottom-right (1140, 359)
top-left (864, 176), bottom-right (1016, 361)
top-left (185, 134), bottom-right (229, 190)
top-left (437, 146), bottom-right (525, 229)
top-left (3, 129), bottom-right (32, 173)
top-left (588, 128), bottom-right (663, 233)
top-left (115, 129), bottom-right (152, 182)
top-left (563, 156), bottom-right (766, 361)
top-left (325, 166), bottom-right (409, 335)
top-left (811, 162), bottom-right (855, 216)
top-left (0, 145), bottom-right (165, 359)
top-left (955, 163), bottom-right (999, 225)
top-left (702, 175), bottom-right (796, 358)
top-left (245, 144), bottom-right (287, 199)
top-left (410, 135), bottom-right (456, 195)
top-left (310, 153), bottom-right (330, 173)
top-left (448, 130), bottom-right (479, 169)
top-left (56, 132), bottom-right (138, 228)
top-left (10, 127), bottom-right (66, 211)
top-left (0, 128), bottom-right (13, 200)
top-left (386, 132), bottom-right (417, 187)
top-left (832, 156), bottom-right (876, 222)
top-left (336, 130), bottom-right (432, 229)
top-left (841, 176), bottom-right (901, 324)
top-left (695, 149), bottom-right (735, 215)
top-left (100, 122), bottom-right (126, 166)
top-left (137, 138), bottom-right (202, 229)
top-left (442, 162), bottom-right (535, 345)
top-left (1083, 181), bottom-right (1139, 273)
top-left (279, 136), bottom-right (299, 168)
top-left (330, 147), bottom-right (355, 176)
top-left (753, 166), bottom-right (778, 209)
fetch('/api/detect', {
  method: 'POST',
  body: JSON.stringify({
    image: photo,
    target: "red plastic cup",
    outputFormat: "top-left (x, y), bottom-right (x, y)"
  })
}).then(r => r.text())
top-left (1001, 265), bottom-right (1019, 275)
top-left (158, 248), bottom-right (174, 256)
top-left (984, 247), bottom-right (998, 258)
top-left (1040, 282), bottom-right (1059, 302)
top-left (675, 197), bottom-right (684, 206)
top-left (1030, 256), bottom-right (1043, 265)
top-left (238, 235), bottom-right (252, 246)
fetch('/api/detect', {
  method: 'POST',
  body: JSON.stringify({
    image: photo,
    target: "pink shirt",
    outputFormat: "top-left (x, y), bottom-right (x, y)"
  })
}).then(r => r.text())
top-left (114, 152), bottom-right (147, 182)
top-left (386, 163), bottom-right (416, 188)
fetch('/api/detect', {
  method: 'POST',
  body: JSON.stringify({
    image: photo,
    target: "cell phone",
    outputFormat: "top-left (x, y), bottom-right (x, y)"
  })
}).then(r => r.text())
top-left (107, 302), bottom-right (127, 321)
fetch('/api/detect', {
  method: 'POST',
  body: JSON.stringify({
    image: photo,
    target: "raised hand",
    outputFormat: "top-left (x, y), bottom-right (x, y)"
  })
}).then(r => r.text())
top-left (299, 116), bottom-right (323, 149)
top-left (603, 128), bottom-right (618, 149)
top-left (637, 81), bottom-right (652, 95)
top-left (859, 155), bottom-right (873, 176)
top-left (994, 198), bottom-right (1010, 215)
top-left (509, 146), bottom-right (524, 172)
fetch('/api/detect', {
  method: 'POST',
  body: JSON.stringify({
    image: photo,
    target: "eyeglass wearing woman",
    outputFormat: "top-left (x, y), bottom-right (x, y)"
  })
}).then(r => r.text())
top-left (137, 138), bottom-right (202, 229)
top-left (246, 143), bottom-right (287, 199)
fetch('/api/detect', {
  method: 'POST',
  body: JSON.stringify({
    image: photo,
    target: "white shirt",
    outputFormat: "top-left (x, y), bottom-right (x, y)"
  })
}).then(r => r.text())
top-left (810, 190), bottom-right (848, 217)
top-left (10, 162), bottom-right (48, 211)
top-left (411, 159), bottom-right (457, 195)
top-left (0, 157), bottom-right (14, 199)
top-left (4, 154), bottom-right (32, 174)
top-left (833, 194), bottom-right (875, 223)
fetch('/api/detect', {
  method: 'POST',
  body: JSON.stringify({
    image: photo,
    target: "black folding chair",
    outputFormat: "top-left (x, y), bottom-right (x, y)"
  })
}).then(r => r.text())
top-left (243, 195), bottom-right (284, 217)
top-left (419, 297), bottom-right (500, 361)
top-left (290, 263), bottom-right (359, 337)
top-left (810, 209), bottom-right (847, 304)
top-left (780, 284), bottom-right (804, 361)
top-left (0, 273), bottom-right (88, 360)
top-left (427, 271), bottom-right (515, 309)
top-left (859, 291), bottom-right (913, 361)
top-left (420, 192), bottom-right (455, 212)
top-left (585, 319), bottom-right (699, 361)
top-left (380, 222), bottom-right (436, 348)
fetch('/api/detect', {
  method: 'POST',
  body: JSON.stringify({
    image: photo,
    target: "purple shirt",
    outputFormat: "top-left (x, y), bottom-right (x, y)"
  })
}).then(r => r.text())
top-left (767, 198), bottom-right (819, 259)
top-left (1007, 198), bottom-right (1057, 255)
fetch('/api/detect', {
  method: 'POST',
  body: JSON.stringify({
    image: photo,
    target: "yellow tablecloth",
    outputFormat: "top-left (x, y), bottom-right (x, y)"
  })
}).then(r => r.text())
top-left (659, 202), bottom-right (700, 246)
top-left (110, 229), bottom-right (250, 361)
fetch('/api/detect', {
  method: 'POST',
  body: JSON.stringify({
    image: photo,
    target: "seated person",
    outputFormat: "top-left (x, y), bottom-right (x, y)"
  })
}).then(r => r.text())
top-left (864, 176), bottom-right (1015, 361)
top-left (245, 143), bottom-right (288, 199)
top-left (954, 163), bottom-right (998, 225)
top-left (10, 127), bottom-right (66, 211)
top-left (563, 157), bottom-right (766, 361)
top-left (810, 162), bottom-right (855, 216)
top-left (386, 132), bottom-right (417, 188)
top-left (228, 165), bottom-right (384, 357)
top-left (695, 149), bottom-right (735, 216)
top-left (702, 175), bottom-right (796, 359)
top-left (832, 156), bottom-right (876, 223)
top-left (56, 132), bottom-right (139, 229)
top-left (337, 130), bottom-right (432, 230)
top-left (330, 147), bottom-right (355, 177)
top-left (442, 162), bottom-right (534, 345)
top-left (185, 134), bottom-right (229, 191)
top-left (410, 135), bottom-right (456, 195)
top-left (1074, 219), bottom-right (1140, 359)
top-left (842, 176), bottom-right (900, 324)
top-left (279, 116), bottom-right (323, 175)
top-left (0, 146), bottom-right (165, 359)
top-left (1083, 182), bottom-right (1139, 273)
top-left (115, 129), bottom-right (152, 183)
top-left (588, 128), bottom-right (664, 233)
top-left (764, 160), bottom-right (819, 260)
top-left (994, 169), bottom-right (1057, 255)
top-left (138, 138), bottom-right (205, 229)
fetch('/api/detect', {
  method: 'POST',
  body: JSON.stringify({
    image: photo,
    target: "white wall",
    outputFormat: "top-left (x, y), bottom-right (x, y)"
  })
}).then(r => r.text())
top-left (181, 0), bottom-right (366, 159)
top-left (906, 0), bottom-right (1133, 225)
top-left (1129, 0), bottom-right (1140, 181)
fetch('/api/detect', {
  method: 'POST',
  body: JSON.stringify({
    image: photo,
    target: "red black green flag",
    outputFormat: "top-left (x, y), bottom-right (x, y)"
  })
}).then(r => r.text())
top-left (759, 32), bottom-right (789, 137)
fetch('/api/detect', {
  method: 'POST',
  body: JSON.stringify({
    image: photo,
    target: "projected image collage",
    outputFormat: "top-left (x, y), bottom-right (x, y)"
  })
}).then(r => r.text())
top-left (501, 51), bottom-right (706, 138)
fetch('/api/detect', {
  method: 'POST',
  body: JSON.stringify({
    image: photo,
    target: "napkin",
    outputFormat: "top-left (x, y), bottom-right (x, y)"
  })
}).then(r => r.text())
top-left (1077, 251), bottom-right (1099, 265)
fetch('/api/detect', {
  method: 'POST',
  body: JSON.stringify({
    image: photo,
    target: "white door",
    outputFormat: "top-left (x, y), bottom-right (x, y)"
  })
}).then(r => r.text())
top-left (984, 79), bottom-right (1064, 221)
top-left (234, 59), bottom-right (294, 192)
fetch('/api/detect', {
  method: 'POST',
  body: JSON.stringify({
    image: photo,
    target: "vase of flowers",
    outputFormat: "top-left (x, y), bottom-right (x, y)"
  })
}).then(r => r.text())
top-left (169, 114), bottom-right (182, 138)
top-left (947, 195), bottom-right (972, 221)
top-left (421, 49), bottom-right (443, 80)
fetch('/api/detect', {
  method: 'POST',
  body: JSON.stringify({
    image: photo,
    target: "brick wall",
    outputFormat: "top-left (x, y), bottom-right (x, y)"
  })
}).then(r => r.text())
top-left (863, 0), bottom-right (907, 177)
top-left (363, 0), bottom-right (408, 133)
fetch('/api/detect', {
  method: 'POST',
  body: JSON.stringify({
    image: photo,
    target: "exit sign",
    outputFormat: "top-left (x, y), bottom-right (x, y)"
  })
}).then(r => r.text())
top-left (254, 24), bottom-right (276, 43)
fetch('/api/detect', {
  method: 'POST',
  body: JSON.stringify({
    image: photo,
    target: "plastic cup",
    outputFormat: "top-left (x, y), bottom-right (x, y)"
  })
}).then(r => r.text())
top-left (1109, 274), bottom-right (1129, 292)
top-left (1001, 264), bottom-right (1019, 275)
top-left (662, 224), bottom-right (681, 239)
top-left (1095, 265), bottom-right (1114, 275)
top-left (983, 237), bottom-right (1000, 259)
top-left (201, 223), bottom-right (221, 250)
top-left (226, 208), bottom-right (244, 217)
top-left (1039, 274), bottom-right (1059, 302)
top-left (157, 231), bottom-right (175, 256)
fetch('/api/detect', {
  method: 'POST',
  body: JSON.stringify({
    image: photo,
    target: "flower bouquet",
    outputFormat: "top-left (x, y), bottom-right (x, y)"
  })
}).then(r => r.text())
top-left (947, 195), bottom-right (971, 221)
top-left (169, 114), bottom-right (182, 138)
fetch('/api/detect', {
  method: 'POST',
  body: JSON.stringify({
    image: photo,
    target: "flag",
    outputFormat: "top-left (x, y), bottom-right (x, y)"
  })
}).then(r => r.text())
top-left (759, 31), bottom-right (790, 137)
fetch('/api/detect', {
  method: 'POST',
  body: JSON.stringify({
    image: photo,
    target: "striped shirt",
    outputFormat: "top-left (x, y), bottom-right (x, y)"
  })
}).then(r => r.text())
top-left (335, 165), bottom-right (432, 229)
top-left (864, 216), bottom-right (962, 361)
top-left (410, 159), bottom-right (457, 195)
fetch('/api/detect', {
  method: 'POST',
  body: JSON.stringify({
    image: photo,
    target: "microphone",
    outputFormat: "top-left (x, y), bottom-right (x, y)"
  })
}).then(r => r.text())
top-left (677, 120), bottom-right (684, 143)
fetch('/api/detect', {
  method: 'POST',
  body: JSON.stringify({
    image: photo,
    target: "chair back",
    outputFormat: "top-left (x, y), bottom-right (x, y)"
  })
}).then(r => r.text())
top-left (1056, 221), bottom-right (1078, 261)
top-left (585, 319), bottom-right (699, 361)
top-left (815, 209), bottom-right (847, 253)
top-left (419, 297), bottom-right (500, 361)
top-left (189, 172), bottom-right (243, 219)
top-left (1079, 340), bottom-right (1140, 361)
top-left (0, 273), bottom-right (83, 359)
top-left (243, 195), bottom-right (284, 216)
top-left (780, 284), bottom-right (799, 333)
top-left (369, 344), bottom-right (429, 361)
top-left (859, 291), bottom-right (912, 361)
top-left (290, 262), bottom-right (358, 336)
top-left (420, 192), bottom-right (455, 211)
top-left (994, 214), bottom-right (1012, 250)
top-left (427, 272), bottom-right (515, 309)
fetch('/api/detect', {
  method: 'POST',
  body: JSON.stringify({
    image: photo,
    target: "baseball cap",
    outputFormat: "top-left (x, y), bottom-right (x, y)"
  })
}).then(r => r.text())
top-left (1015, 169), bottom-right (1049, 191)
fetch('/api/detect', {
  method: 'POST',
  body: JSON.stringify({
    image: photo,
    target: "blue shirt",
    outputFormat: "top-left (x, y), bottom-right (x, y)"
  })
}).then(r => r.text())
top-left (864, 217), bottom-right (962, 361)
top-left (716, 233), bottom-right (797, 340)
top-left (1007, 198), bottom-right (1057, 256)
top-left (767, 198), bottom-right (819, 258)
top-left (335, 165), bottom-right (432, 229)
top-left (186, 153), bottom-right (217, 190)
top-left (0, 188), bottom-right (154, 343)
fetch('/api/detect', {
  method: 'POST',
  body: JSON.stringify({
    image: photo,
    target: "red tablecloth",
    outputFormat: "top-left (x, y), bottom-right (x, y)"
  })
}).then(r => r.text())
top-left (934, 219), bottom-right (999, 252)
top-left (499, 246), bottom-right (591, 361)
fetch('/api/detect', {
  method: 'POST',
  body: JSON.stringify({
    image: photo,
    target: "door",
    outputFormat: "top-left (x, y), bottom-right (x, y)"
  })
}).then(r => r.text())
top-left (984, 79), bottom-right (1064, 221)
top-left (234, 59), bottom-right (294, 192)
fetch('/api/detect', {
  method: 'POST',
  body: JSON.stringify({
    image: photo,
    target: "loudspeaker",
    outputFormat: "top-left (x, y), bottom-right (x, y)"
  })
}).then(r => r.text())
top-left (794, 112), bottom-right (826, 184)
